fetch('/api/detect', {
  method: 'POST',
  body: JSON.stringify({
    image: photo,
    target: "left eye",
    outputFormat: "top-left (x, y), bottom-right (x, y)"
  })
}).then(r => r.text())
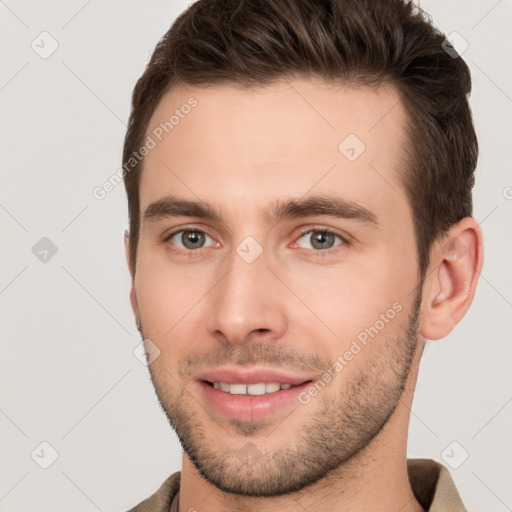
top-left (296, 230), bottom-right (344, 251)
top-left (168, 230), bottom-right (216, 250)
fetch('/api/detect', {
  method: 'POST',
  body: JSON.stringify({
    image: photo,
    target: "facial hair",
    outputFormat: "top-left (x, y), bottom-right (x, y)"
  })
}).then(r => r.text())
top-left (143, 292), bottom-right (422, 497)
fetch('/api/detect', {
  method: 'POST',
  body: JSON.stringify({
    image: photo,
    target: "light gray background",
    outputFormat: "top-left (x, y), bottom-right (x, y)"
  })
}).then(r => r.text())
top-left (1, 1), bottom-right (510, 510)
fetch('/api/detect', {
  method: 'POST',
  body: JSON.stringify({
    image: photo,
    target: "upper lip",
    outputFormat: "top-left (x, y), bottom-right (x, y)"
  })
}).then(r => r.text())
top-left (196, 366), bottom-right (315, 385)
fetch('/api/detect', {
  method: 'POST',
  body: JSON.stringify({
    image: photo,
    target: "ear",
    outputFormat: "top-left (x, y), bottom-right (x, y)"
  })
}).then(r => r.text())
top-left (124, 230), bottom-right (140, 321)
top-left (419, 217), bottom-right (484, 340)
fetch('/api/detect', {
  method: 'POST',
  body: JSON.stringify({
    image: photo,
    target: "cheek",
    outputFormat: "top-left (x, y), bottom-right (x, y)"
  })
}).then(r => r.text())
top-left (135, 269), bottom-right (213, 377)
top-left (283, 254), bottom-right (415, 347)
top-left (290, 270), bottom-right (413, 379)
top-left (134, 256), bottom-right (211, 340)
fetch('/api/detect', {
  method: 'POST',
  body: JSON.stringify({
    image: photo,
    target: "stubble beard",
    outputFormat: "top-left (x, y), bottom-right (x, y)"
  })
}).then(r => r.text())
top-left (144, 292), bottom-right (422, 497)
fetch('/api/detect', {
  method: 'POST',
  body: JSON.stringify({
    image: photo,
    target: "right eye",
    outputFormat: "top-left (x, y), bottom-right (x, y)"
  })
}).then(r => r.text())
top-left (165, 229), bottom-right (218, 251)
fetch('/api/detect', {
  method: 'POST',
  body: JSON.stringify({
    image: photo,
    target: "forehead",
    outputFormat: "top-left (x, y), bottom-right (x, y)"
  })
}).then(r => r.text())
top-left (140, 78), bottom-right (410, 226)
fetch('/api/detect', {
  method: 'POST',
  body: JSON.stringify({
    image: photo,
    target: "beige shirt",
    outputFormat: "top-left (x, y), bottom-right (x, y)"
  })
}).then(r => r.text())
top-left (128, 458), bottom-right (467, 512)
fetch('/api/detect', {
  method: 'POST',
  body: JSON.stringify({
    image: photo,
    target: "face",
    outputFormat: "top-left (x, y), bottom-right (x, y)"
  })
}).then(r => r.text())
top-left (129, 78), bottom-right (423, 496)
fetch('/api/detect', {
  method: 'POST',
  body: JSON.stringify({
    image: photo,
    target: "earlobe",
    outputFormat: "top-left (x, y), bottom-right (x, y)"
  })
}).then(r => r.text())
top-left (419, 218), bottom-right (484, 340)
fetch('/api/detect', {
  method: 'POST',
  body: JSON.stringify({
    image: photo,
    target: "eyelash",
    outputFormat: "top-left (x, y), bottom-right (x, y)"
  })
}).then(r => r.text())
top-left (163, 225), bottom-right (349, 258)
top-left (293, 226), bottom-right (349, 258)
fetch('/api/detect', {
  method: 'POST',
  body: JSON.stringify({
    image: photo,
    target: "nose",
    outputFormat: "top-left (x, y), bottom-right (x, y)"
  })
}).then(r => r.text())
top-left (205, 246), bottom-right (288, 346)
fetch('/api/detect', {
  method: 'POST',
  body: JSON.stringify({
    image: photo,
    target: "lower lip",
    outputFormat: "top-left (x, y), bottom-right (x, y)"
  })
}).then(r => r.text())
top-left (198, 381), bottom-right (312, 422)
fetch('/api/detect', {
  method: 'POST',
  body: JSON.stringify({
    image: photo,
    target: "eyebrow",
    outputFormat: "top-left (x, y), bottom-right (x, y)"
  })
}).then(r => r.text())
top-left (142, 194), bottom-right (378, 227)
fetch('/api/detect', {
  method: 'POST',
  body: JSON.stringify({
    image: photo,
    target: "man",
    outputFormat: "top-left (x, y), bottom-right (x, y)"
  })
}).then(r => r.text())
top-left (122, 0), bottom-right (483, 510)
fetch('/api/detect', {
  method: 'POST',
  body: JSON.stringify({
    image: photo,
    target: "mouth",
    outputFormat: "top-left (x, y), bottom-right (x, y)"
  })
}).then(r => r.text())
top-left (203, 380), bottom-right (310, 395)
top-left (198, 378), bottom-right (314, 422)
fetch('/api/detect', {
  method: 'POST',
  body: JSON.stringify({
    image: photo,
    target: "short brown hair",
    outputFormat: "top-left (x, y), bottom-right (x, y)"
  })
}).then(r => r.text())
top-left (123, 0), bottom-right (477, 278)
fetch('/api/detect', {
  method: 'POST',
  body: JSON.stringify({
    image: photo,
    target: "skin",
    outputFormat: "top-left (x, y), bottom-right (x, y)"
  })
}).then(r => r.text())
top-left (125, 78), bottom-right (483, 512)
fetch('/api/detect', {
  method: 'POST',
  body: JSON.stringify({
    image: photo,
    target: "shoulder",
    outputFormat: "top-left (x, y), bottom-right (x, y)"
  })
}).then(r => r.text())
top-left (407, 458), bottom-right (467, 511)
top-left (127, 471), bottom-right (181, 512)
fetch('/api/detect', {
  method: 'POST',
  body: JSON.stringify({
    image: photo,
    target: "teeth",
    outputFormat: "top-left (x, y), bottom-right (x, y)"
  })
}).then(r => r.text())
top-left (229, 383), bottom-right (248, 395)
top-left (265, 383), bottom-right (280, 393)
top-left (211, 382), bottom-right (296, 395)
